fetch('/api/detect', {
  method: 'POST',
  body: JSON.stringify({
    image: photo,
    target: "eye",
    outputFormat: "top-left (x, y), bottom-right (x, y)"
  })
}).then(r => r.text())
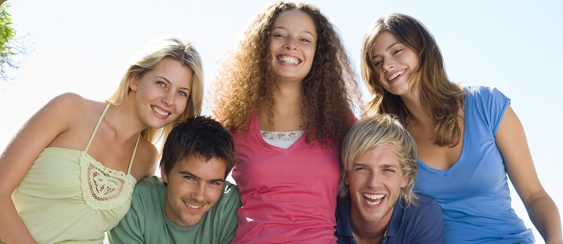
top-left (384, 168), bottom-right (395, 173)
top-left (300, 38), bottom-right (311, 43)
top-left (156, 81), bottom-right (166, 87)
top-left (393, 49), bottom-right (402, 55)
top-left (185, 176), bottom-right (195, 181)
top-left (273, 33), bottom-right (286, 38)
top-left (354, 166), bottom-right (366, 171)
top-left (178, 90), bottom-right (188, 97)
top-left (373, 60), bottom-right (382, 67)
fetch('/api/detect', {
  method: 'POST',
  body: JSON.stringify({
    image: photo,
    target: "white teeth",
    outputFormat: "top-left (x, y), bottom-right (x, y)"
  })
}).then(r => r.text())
top-left (152, 106), bottom-right (169, 116)
top-left (388, 71), bottom-right (404, 82)
top-left (363, 194), bottom-right (384, 200)
top-left (363, 194), bottom-right (384, 206)
top-left (187, 203), bottom-right (202, 209)
top-left (278, 56), bottom-right (300, 64)
top-left (366, 199), bottom-right (382, 206)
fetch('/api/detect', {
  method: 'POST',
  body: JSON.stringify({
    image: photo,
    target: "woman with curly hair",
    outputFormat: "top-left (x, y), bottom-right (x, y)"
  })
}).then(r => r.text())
top-left (211, 2), bottom-right (359, 243)
top-left (361, 13), bottom-right (562, 243)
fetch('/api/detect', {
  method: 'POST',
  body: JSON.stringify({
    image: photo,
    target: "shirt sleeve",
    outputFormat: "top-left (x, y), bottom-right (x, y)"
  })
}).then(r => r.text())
top-left (411, 199), bottom-right (446, 244)
top-left (219, 184), bottom-right (242, 244)
top-left (108, 192), bottom-right (145, 244)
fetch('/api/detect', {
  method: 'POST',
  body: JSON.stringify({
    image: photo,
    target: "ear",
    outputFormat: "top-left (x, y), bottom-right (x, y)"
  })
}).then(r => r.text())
top-left (401, 175), bottom-right (409, 188)
top-left (344, 172), bottom-right (350, 186)
top-left (161, 164), bottom-right (168, 184)
top-left (129, 75), bottom-right (139, 92)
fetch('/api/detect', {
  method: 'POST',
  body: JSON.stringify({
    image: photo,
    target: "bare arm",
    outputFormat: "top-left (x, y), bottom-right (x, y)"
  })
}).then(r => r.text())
top-left (0, 94), bottom-right (84, 243)
top-left (496, 105), bottom-right (563, 244)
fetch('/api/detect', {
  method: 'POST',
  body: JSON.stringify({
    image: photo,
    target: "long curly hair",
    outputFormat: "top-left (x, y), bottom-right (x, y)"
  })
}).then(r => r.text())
top-left (211, 2), bottom-right (360, 146)
top-left (361, 14), bottom-right (465, 147)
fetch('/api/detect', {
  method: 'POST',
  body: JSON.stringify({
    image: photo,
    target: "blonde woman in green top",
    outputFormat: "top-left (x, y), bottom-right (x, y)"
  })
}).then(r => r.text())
top-left (0, 36), bottom-right (204, 244)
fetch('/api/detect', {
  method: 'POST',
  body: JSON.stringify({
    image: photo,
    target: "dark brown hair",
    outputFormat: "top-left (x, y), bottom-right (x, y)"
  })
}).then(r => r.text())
top-left (211, 2), bottom-right (360, 147)
top-left (361, 14), bottom-right (465, 147)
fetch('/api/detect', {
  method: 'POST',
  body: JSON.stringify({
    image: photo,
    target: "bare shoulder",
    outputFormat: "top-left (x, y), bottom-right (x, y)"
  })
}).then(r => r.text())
top-left (43, 93), bottom-right (90, 121)
top-left (131, 137), bottom-right (159, 180)
top-left (43, 93), bottom-right (109, 148)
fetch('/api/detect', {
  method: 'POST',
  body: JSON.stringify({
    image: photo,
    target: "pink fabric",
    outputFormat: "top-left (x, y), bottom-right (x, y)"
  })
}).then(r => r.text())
top-left (231, 115), bottom-right (340, 243)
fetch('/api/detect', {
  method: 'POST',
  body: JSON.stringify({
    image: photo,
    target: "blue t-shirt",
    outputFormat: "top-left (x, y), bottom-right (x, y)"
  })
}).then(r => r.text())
top-left (335, 193), bottom-right (445, 244)
top-left (414, 86), bottom-right (535, 243)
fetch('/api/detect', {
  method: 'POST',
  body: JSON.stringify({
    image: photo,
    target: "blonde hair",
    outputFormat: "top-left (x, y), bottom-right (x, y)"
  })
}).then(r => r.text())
top-left (361, 14), bottom-right (465, 147)
top-left (211, 1), bottom-right (360, 146)
top-left (108, 36), bottom-right (204, 145)
top-left (340, 114), bottom-right (418, 207)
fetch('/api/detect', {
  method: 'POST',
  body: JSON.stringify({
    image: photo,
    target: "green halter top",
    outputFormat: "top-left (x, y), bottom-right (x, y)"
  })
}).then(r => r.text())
top-left (12, 103), bottom-right (139, 243)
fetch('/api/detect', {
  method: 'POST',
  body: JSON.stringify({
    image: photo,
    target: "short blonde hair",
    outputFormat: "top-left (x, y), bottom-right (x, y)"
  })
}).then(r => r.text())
top-left (340, 114), bottom-right (418, 206)
top-left (108, 36), bottom-right (204, 145)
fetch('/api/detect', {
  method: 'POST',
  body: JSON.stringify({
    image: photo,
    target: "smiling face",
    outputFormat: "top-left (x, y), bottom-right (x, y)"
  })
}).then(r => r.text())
top-left (161, 154), bottom-right (227, 227)
top-left (346, 144), bottom-right (408, 226)
top-left (370, 31), bottom-right (419, 97)
top-left (269, 9), bottom-right (317, 84)
top-left (129, 57), bottom-right (193, 129)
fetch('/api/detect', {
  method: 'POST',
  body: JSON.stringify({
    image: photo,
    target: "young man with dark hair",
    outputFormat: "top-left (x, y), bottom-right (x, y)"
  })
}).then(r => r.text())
top-left (109, 116), bottom-right (241, 244)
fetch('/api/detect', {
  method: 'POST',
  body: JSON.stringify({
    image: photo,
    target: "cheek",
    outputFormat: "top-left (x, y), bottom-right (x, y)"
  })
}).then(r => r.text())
top-left (175, 99), bottom-right (188, 115)
top-left (207, 189), bottom-right (222, 204)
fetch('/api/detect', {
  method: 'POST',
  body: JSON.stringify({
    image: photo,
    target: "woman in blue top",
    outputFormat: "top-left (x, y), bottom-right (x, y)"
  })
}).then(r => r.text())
top-left (0, 37), bottom-right (203, 243)
top-left (360, 13), bottom-right (562, 243)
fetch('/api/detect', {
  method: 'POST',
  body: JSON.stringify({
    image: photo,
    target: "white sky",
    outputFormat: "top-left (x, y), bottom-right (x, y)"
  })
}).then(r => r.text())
top-left (1, 0), bottom-right (562, 242)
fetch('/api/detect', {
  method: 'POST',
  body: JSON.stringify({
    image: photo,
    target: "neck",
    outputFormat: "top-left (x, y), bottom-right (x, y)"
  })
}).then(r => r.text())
top-left (107, 100), bottom-right (148, 141)
top-left (399, 88), bottom-right (432, 127)
top-left (259, 79), bottom-right (305, 131)
top-left (349, 205), bottom-right (392, 244)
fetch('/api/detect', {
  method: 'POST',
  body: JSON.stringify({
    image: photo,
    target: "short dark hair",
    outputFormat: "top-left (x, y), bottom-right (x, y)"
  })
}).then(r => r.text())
top-left (160, 116), bottom-right (235, 179)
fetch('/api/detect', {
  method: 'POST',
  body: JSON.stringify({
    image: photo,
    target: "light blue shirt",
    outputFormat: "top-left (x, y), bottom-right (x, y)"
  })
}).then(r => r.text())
top-left (414, 86), bottom-right (535, 243)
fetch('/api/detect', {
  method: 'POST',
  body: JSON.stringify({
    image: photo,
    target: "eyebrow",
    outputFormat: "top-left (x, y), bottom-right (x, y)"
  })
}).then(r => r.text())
top-left (179, 171), bottom-right (200, 180)
top-left (156, 76), bottom-right (190, 91)
top-left (372, 42), bottom-right (401, 60)
top-left (351, 163), bottom-right (399, 169)
top-left (272, 26), bottom-right (316, 37)
top-left (179, 171), bottom-right (225, 183)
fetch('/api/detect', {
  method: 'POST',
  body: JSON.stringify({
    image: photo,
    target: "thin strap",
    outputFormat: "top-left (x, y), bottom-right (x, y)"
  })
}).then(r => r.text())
top-left (84, 103), bottom-right (111, 152)
top-left (127, 134), bottom-right (140, 174)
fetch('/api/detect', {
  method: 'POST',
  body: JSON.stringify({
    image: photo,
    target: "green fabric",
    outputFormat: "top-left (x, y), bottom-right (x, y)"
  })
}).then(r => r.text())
top-left (108, 176), bottom-right (241, 244)
top-left (12, 103), bottom-right (138, 244)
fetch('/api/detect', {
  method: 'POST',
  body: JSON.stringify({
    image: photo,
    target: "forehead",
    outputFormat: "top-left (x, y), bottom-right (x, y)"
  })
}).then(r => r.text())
top-left (172, 155), bottom-right (227, 179)
top-left (371, 32), bottom-right (400, 56)
top-left (354, 144), bottom-right (402, 169)
top-left (272, 10), bottom-right (317, 36)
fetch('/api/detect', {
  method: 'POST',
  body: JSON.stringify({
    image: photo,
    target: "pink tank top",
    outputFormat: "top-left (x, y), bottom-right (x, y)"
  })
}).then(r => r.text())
top-left (231, 115), bottom-right (340, 243)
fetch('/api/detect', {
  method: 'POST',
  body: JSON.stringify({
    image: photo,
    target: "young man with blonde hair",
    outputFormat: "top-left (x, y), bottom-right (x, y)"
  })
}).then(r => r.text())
top-left (335, 114), bottom-right (445, 244)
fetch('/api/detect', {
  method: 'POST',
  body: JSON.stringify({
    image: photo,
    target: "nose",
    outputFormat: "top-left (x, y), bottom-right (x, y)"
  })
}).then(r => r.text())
top-left (191, 183), bottom-right (206, 202)
top-left (284, 37), bottom-right (297, 50)
top-left (162, 89), bottom-right (174, 106)
top-left (366, 172), bottom-right (382, 189)
top-left (383, 59), bottom-right (394, 72)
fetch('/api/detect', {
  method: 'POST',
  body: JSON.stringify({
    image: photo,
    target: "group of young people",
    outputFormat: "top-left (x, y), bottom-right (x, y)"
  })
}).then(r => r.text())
top-left (0, 1), bottom-right (561, 244)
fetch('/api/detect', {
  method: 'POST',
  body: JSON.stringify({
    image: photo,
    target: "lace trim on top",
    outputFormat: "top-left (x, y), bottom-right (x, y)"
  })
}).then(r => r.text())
top-left (80, 153), bottom-right (136, 210)
top-left (79, 103), bottom-right (139, 210)
top-left (261, 130), bottom-right (304, 142)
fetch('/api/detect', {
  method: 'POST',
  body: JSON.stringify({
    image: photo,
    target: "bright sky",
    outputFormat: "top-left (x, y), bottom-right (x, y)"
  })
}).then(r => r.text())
top-left (1, 0), bottom-right (562, 242)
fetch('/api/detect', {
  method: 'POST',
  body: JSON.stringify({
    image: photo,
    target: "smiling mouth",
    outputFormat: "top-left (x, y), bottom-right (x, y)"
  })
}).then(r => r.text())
top-left (277, 55), bottom-right (301, 64)
top-left (184, 200), bottom-right (204, 211)
top-left (388, 70), bottom-right (405, 82)
top-left (151, 105), bottom-right (170, 117)
top-left (363, 193), bottom-right (385, 206)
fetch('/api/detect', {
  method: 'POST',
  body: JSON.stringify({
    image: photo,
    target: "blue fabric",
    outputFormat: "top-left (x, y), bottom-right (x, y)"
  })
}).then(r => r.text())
top-left (414, 86), bottom-right (535, 243)
top-left (335, 193), bottom-right (445, 244)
